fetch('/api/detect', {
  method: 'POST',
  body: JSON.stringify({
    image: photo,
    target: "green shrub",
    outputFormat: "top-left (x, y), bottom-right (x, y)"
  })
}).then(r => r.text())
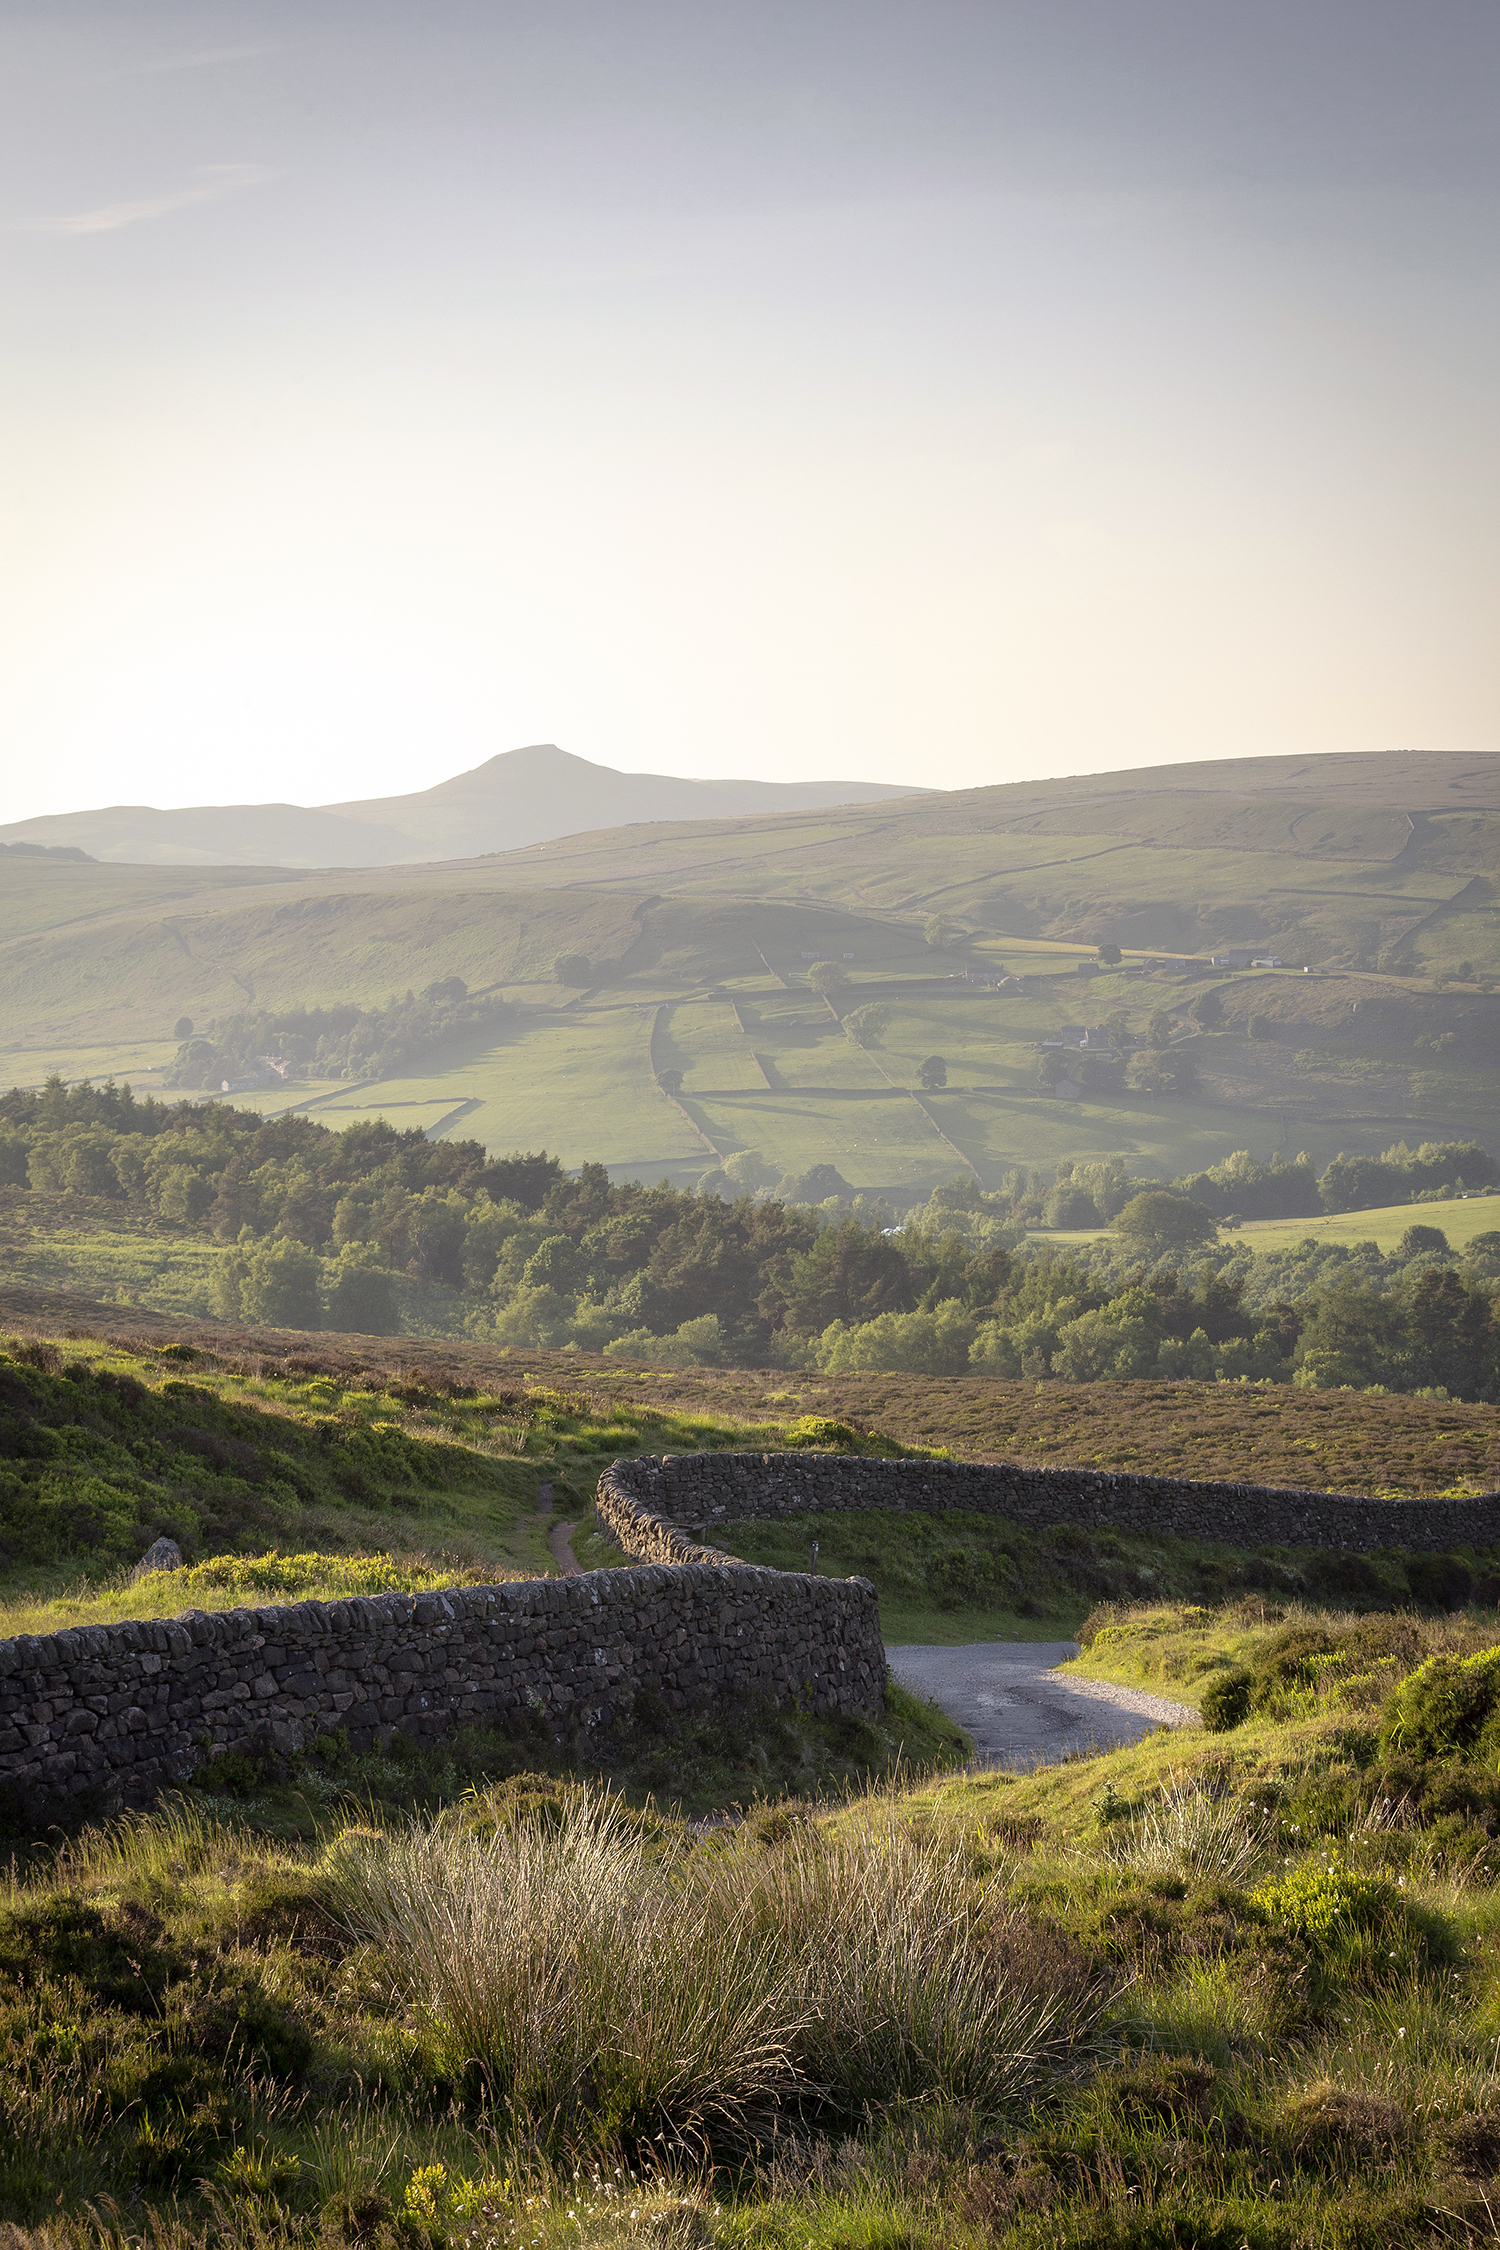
top-left (1382, 1646), bottom-right (1500, 1760)
top-left (784, 1415), bottom-right (863, 1449)
top-left (1252, 1853), bottom-right (1385, 1942)
top-left (1201, 1667), bottom-right (1253, 1732)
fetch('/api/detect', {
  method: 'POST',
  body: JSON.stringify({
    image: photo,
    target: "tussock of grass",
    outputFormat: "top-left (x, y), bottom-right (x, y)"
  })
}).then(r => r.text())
top-left (1101, 1774), bottom-right (1276, 1887)
top-left (330, 1782), bottom-right (1101, 2151)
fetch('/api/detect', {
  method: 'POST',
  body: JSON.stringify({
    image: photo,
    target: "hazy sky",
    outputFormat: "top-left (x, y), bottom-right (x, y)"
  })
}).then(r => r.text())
top-left (2, 1), bottom-right (1498, 819)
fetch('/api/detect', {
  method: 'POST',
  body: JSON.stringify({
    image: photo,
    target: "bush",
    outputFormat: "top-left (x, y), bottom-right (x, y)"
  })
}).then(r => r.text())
top-left (1252, 1853), bottom-right (1386, 1942)
top-left (1405, 1552), bottom-right (1474, 1610)
top-left (783, 1415), bottom-right (862, 1449)
top-left (1201, 1667), bottom-right (1253, 1731)
top-left (1382, 1647), bottom-right (1500, 1760)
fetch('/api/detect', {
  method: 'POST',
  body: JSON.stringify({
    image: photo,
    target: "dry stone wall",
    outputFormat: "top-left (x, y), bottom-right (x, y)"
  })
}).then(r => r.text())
top-left (0, 1558), bottom-right (884, 1821)
top-left (15, 1435), bottom-right (1486, 1824)
top-left (599, 1451), bottom-right (1500, 1555)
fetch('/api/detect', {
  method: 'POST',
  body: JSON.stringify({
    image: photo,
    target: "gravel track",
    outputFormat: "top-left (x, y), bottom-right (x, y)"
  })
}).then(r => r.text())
top-left (887, 1639), bottom-right (1200, 1767)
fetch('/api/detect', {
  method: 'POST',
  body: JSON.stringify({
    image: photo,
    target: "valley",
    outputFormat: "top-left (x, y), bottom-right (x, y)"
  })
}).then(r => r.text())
top-left (3, 749), bottom-right (1497, 1204)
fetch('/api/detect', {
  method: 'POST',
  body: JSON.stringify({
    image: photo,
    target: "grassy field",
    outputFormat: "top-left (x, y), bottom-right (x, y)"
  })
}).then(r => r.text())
top-left (1233, 1192), bottom-right (1500, 1255)
top-left (180, 964), bottom-right (1491, 1197)
top-left (0, 1195), bottom-right (229, 1318)
top-left (1042, 1190), bottom-right (1500, 1257)
top-left (0, 1321), bottom-right (964, 1631)
top-left (12, 1593), bottom-right (1500, 2242)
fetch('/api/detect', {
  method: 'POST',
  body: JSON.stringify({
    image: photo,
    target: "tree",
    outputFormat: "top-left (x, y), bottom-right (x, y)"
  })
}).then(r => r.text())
top-left (1096, 943), bottom-right (1122, 965)
top-left (325, 1250), bottom-right (401, 1335)
top-left (1044, 1181), bottom-right (1101, 1229)
top-left (239, 1238), bottom-right (322, 1330)
top-left (172, 1016), bottom-right (193, 1040)
top-left (923, 916), bottom-right (956, 950)
top-left (1105, 1009), bottom-right (1129, 1048)
top-left (1157, 1049), bottom-right (1199, 1099)
top-left (1190, 989), bottom-right (1224, 1027)
top-left (806, 960), bottom-right (851, 997)
top-left (1147, 1010), bottom-right (1174, 1049)
top-left (722, 1150), bottom-right (773, 1189)
top-left (1397, 1224), bottom-right (1450, 1259)
top-left (1111, 1191), bottom-right (1219, 1253)
top-left (656, 1068), bottom-right (684, 1096)
top-left (842, 1002), bottom-right (890, 1048)
top-left (918, 1055), bottom-right (948, 1090)
top-left (554, 952), bottom-right (591, 985)
top-left (782, 1219), bottom-right (914, 1333)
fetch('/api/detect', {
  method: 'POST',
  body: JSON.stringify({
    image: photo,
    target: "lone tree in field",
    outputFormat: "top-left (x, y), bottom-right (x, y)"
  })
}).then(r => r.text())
top-left (806, 960), bottom-right (851, 998)
top-left (918, 1054), bottom-right (948, 1089)
top-left (656, 1068), bottom-right (684, 1096)
top-left (554, 952), bottom-right (591, 985)
top-left (1096, 942), bottom-right (1122, 965)
top-left (1147, 1009), bottom-right (1174, 1049)
top-left (172, 1016), bottom-right (193, 1040)
top-left (842, 1002), bottom-right (890, 1048)
top-left (1111, 1190), bottom-right (1218, 1253)
top-left (923, 916), bottom-right (956, 950)
top-left (1397, 1223), bottom-right (1450, 1259)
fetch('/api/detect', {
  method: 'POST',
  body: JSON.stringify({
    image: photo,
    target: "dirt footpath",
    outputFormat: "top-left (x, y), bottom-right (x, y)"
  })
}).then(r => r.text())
top-left (887, 1640), bottom-right (1199, 1767)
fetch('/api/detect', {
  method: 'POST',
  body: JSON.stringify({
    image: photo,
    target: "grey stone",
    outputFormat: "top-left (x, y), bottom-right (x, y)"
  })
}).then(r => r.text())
top-left (131, 1538), bottom-right (183, 1580)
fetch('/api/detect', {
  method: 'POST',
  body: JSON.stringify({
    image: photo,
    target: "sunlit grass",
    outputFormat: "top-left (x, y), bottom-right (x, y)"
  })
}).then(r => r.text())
top-left (0, 1548), bottom-right (531, 1641)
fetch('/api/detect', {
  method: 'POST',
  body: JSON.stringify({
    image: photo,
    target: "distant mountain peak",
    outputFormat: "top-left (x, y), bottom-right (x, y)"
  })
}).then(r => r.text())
top-left (0, 747), bottom-right (927, 869)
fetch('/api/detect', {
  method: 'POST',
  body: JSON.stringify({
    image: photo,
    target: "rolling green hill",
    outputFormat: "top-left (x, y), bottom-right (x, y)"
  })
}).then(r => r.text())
top-left (2, 750), bottom-right (1498, 1197)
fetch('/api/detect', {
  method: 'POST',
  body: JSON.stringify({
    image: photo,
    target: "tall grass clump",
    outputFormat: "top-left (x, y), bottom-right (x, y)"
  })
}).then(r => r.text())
top-left (1104, 1775), bottom-right (1275, 1887)
top-left (327, 1790), bottom-right (803, 2149)
top-left (327, 1787), bottom-right (1103, 2152)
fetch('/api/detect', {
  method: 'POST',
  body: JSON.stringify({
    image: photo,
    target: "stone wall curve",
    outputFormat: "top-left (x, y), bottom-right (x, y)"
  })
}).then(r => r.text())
top-left (596, 1449), bottom-right (1500, 1555)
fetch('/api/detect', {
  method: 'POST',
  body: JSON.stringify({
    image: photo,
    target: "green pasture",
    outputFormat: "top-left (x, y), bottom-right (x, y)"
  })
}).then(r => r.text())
top-left (653, 997), bottom-right (767, 1093)
top-left (1, 1037), bottom-right (177, 1092)
top-left (333, 1005), bottom-right (702, 1169)
top-left (691, 1086), bottom-right (957, 1190)
top-left (1233, 1191), bottom-right (1500, 1256)
top-left (1036, 1190), bottom-right (1500, 1258)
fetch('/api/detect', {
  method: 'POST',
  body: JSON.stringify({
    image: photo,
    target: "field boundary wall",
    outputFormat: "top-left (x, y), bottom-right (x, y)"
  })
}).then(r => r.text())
top-left (0, 1550), bottom-right (884, 1818)
top-left (597, 1450), bottom-right (1500, 1556)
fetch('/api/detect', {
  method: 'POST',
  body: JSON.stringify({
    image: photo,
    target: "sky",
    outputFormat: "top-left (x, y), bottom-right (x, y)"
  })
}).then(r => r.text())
top-left (1, 0), bottom-right (1498, 819)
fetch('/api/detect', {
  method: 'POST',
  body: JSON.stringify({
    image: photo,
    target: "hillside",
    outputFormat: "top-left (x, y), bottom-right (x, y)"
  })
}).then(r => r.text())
top-left (471, 746), bottom-right (1500, 971)
top-left (7, 1323), bottom-right (1500, 2242)
top-left (0, 742), bottom-right (925, 868)
top-left (5, 1279), bottom-right (1499, 1499)
top-left (2, 748), bottom-right (1498, 1198)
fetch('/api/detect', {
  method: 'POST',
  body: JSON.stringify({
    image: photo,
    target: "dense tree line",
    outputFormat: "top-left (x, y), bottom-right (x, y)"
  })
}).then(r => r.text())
top-left (165, 979), bottom-right (512, 1090)
top-left (3, 1077), bottom-right (1500, 1398)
